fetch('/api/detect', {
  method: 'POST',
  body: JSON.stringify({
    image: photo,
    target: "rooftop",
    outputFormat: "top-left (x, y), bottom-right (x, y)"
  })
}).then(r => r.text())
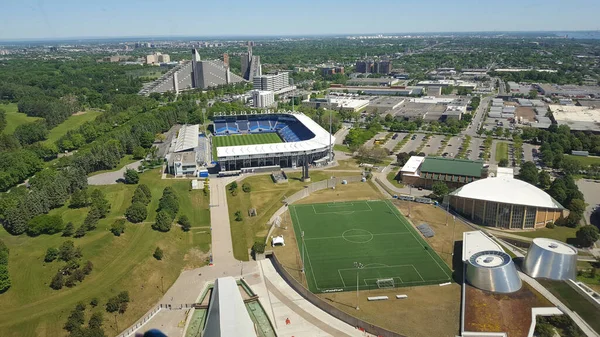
top-left (549, 104), bottom-right (600, 132)
top-left (173, 124), bottom-right (200, 153)
top-left (462, 231), bottom-right (503, 262)
top-left (420, 157), bottom-right (483, 177)
top-left (400, 156), bottom-right (425, 175)
top-left (450, 177), bottom-right (564, 209)
top-left (533, 238), bottom-right (577, 255)
top-left (203, 277), bottom-right (256, 337)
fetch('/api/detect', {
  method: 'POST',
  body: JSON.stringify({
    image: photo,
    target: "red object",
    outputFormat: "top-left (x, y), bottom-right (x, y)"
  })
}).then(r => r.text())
top-left (285, 318), bottom-right (291, 325)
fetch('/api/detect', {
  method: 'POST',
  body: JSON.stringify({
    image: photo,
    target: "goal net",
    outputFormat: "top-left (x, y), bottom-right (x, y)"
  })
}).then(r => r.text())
top-left (376, 278), bottom-right (395, 289)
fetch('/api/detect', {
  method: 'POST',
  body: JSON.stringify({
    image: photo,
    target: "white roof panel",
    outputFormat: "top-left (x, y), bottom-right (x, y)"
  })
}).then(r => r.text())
top-left (203, 277), bottom-right (256, 337)
top-left (451, 177), bottom-right (564, 209)
top-left (462, 231), bottom-right (503, 261)
top-left (400, 156), bottom-right (425, 174)
top-left (216, 113), bottom-right (334, 158)
top-left (174, 124), bottom-right (199, 153)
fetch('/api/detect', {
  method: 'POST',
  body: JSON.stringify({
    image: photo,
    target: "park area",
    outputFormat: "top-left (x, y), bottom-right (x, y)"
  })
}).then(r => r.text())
top-left (0, 103), bottom-right (41, 135)
top-left (289, 200), bottom-right (452, 293)
top-left (0, 168), bottom-right (211, 337)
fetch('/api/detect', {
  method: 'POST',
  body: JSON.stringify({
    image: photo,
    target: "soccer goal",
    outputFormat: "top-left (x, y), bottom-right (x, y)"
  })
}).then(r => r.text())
top-left (376, 278), bottom-right (395, 289)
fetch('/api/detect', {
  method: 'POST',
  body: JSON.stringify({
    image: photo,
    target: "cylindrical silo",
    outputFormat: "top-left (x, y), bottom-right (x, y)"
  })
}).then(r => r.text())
top-left (466, 250), bottom-right (522, 293)
top-left (523, 238), bottom-right (577, 280)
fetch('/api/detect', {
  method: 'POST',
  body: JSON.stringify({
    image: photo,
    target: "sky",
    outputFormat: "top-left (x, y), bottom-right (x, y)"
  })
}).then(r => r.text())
top-left (1, 0), bottom-right (600, 40)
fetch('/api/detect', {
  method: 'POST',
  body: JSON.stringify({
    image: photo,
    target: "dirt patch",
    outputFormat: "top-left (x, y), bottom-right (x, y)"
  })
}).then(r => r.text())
top-left (391, 199), bottom-right (472, 268)
top-left (516, 107), bottom-right (536, 122)
top-left (464, 283), bottom-right (553, 337)
top-left (319, 285), bottom-right (461, 337)
top-left (183, 248), bottom-right (209, 270)
top-left (72, 111), bottom-right (89, 116)
top-left (295, 181), bottom-right (384, 205)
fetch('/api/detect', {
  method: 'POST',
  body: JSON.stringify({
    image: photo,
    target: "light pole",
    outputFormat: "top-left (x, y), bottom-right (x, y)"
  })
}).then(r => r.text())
top-left (301, 231), bottom-right (305, 273)
top-left (353, 262), bottom-right (364, 310)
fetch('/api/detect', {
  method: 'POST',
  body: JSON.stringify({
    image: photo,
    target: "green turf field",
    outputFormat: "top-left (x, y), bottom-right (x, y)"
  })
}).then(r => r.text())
top-left (212, 133), bottom-right (282, 158)
top-left (289, 200), bottom-right (452, 293)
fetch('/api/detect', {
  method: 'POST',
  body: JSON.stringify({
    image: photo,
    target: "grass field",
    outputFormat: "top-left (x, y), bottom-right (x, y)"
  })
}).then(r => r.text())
top-left (289, 200), bottom-right (452, 293)
top-left (212, 133), bottom-right (282, 158)
top-left (495, 142), bottom-right (509, 162)
top-left (0, 168), bottom-right (211, 337)
top-left (43, 111), bottom-right (103, 145)
top-left (386, 169), bottom-right (404, 188)
top-left (512, 226), bottom-right (577, 244)
top-left (1, 103), bottom-right (41, 135)
top-left (565, 154), bottom-right (600, 167)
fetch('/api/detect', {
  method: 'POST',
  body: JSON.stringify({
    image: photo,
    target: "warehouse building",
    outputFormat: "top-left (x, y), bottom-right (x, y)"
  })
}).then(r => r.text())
top-left (449, 176), bottom-right (565, 229)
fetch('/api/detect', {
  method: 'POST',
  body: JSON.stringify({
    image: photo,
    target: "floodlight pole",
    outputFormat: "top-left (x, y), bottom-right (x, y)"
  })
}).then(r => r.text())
top-left (301, 231), bottom-right (305, 273)
top-left (354, 262), bottom-right (363, 310)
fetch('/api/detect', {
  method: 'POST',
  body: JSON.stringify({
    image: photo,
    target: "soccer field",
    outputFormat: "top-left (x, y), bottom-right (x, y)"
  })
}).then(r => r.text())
top-left (212, 133), bottom-right (282, 158)
top-left (289, 200), bottom-right (452, 293)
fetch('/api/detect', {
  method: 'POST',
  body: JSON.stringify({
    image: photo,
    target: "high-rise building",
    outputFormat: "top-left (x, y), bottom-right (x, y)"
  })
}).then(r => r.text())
top-left (253, 72), bottom-right (290, 92)
top-left (192, 49), bottom-right (244, 89)
top-left (355, 60), bottom-right (374, 73)
top-left (241, 43), bottom-right (262, 81)
top-left (375, 60), bottom-right (392, 74)
top-left (252, 90), bottom-right (275, 108)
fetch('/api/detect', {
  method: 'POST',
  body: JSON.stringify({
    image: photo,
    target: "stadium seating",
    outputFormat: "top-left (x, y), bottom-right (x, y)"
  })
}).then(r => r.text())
top-left (213, 114), bottom-right (315, 142)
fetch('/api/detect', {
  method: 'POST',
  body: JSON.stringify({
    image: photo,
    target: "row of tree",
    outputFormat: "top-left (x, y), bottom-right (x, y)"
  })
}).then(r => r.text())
top-left (49, 240), bottom-right (93, 290)
top-left (125, 184), bottom-right (152, 224)
top-left (152, 187), bottom-right (179, 232)
top-left (64, 302), bottom-right (107, 337)
top-left (0, 239), bottom-right (9, 293)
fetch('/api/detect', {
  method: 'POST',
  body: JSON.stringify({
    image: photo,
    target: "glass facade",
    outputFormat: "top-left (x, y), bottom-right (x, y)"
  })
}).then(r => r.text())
top-left (473, 199), bottom-right (485, 224)
top-left (497, 204), bottom-right (511, 229)
top-left (511, 205), bottom-right (525, 229)
top-left (524, 206), bottom-right (537, 229)
top-left (484, 202), bottom-right (497, 226)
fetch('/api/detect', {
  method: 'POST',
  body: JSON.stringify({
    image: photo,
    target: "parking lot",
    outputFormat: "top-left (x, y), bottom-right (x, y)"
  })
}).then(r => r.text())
top-left (522, 143), bottom-right (537, 163)
top-left (422, 135), bottom-right (445, 156)
top-left (399, 133), bottom-right (426, 154)
top-left (576, 179), bottom-right (600, 227)
top-left (365, 132), bottom-right (389, 148)
top-left (443, 136), bottom-right (462, 158)
top-left (384, 132), bottom-right (408, 152)
top-left (467, 137), bottom-right (484, 161)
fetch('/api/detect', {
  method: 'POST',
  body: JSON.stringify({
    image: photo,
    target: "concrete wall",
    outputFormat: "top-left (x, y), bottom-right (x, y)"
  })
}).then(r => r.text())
top-left (270, 253), bottom-right (407, 337)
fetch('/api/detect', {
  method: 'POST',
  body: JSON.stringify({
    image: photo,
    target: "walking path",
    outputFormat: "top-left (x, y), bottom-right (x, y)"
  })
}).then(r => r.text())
top-left (88, 160), bottom-right (143, 185)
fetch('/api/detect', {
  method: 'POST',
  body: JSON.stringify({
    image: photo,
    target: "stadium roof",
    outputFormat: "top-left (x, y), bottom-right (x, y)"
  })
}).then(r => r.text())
top-left (420, 157), bottom-right (483, 177)
top-left (173, 124), bottom-right (199, 153)
top-left (450, 177), bottom-right (564, 209)
top-left (203, 277), bottom-right (256, 337)
top-left (216, 112), bottom-right (334, 158)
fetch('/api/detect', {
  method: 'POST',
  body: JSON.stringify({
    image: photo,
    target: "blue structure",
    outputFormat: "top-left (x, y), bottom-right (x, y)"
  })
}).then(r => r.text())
top-left (213, 114), bottom-right (315, 142)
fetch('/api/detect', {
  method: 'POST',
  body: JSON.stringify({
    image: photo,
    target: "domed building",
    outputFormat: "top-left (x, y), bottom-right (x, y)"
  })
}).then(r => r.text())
top-left (449, 177), bottom-right (565, 230)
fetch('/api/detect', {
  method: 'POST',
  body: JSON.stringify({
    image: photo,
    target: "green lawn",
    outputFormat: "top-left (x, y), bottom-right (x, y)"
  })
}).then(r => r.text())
top-left (538, 279), bottom-right (600, 333)
top-left (290, 200), bottom-right (452, 293)
top-left (333, 144), bottom-right (353, 153)
top-left (226, 171), bottom-right (355, 261)
top-left (386, 170), bottom-right (404, 189)
top-left (0, 169), bottom-right (211, 337)
top-left (88, 155), bottom-right (139, 176)
top-left (495, 142), bottom-right (509, 162)
top-left (43, 111), bottom-right (103, 145)
top-left (212, 133), bottom-right (282, 158)
top-left (513, 226), bottom-right (578, 244)
top-left (1, 103), bottom-right (41, 135)
top-left (565, 155), bottom-right (600, 167)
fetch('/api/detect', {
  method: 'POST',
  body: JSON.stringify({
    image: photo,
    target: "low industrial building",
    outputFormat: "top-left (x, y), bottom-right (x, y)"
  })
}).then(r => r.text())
top-left (400, 156), bottom-right (485, 189)
top-left (328, 86), bottom-right (424, 96)
top-left (302, 97), bottom-right (369, 112)
top-left (167, 124), bottom-right (209, 177)
top-left (536, 83), bottom-right (600, 98)
top-left (366, 97), bottom-right (405, 113)
top-left (346, 77), bottom-right (399, 86)
top-left (549, 104), bottom-right (600, 133)
top-left (391, 97), bottom-right (467, 121)
top-left (449, 176), bottom-right (565, 229)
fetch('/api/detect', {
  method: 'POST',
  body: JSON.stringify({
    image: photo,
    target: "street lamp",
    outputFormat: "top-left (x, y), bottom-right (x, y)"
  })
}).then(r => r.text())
top-left (353, 262), bottom-right (364, 310)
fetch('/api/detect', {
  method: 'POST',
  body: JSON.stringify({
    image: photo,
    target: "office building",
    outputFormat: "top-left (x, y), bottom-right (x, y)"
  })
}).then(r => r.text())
top-left (241, 43), bottom-right (262, 81)
top-left (253, 72), bottom-right (290, 92)
top-left (252, 90), bottom-right (275, 108)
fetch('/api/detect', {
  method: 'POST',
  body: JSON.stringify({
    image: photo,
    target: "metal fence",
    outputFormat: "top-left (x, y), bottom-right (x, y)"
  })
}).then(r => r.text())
top-left (284, 176), bottom-right (364, 204)
top-left (270, 254), bottom-right (408, 337)
top-left (116, 303), bottom-right (195, 337)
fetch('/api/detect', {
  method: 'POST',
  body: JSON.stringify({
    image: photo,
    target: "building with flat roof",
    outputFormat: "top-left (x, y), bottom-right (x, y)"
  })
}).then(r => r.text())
top-left (328, 86), bottom-right (424, 96)
top-left (253, 72), bottom-right (290, 92)
top-left (536, 83), bottom-right (600, 98)
top-left (346, 77), bottom-right (399, 86)
top-left (252, 90), bottom-right (275, 108)
top-left (548, 104), bottom-right (600, 133)
top-left (319, 66), bottom-right (344, 76)
top-left (302, 97), bottom-right (369, 112)
top-left (400, 156), bottom-right (485, 189)
top-left (375, 60), bottom-right (392, 74)
top-left (449, 176), bottom-right (565, 229)
top-left (355, 60), bottom-right (374, 73)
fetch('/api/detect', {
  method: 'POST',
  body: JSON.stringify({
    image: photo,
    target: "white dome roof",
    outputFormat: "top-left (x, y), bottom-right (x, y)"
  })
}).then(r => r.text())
top-left (450, 177), bottom-right (564, 209)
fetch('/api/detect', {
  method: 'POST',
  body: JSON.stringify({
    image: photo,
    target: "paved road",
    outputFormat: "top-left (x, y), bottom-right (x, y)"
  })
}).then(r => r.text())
top-left (465, 96), bottom-right (491, 137)
top-left (467, 137), bottom-right (484, 161)
top-left (576, 179), bottom-right (600, 228)
top-left (88, 160), bottom-right (143, 185)
top-left (334, 126), bottom-right (349, 145)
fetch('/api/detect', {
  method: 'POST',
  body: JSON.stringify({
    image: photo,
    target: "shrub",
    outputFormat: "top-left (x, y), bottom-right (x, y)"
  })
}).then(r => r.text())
top-left (110, 219), bottom-right (126, 236)
top-left (125, 202), bottom-right (147, 223)
top-left (73, 226), bottom-right (86, 238)
top-left (545, 222), bottom-right (555, 229)
top-left (235, 210), bottom-right (242, 222)
top-left (178, 215), bottom-right (191, 232)
top-left (123, 169), bottom-right (139, 184)
top-left (90, 297), bottom-right (99, 307)
top-left (62, 222), bottom-right (75, 237)
top-left (152, 211), bottom-right (172, 232)
top-left (242, 182), bottom-right (251, 193)
top-left (44, 247), bottom-right (59, 262)
top-left (252, 241), bottom-right (266, 254)
top-left (50, 271), bottom-right (63, 290)
top-left (27, 214), bottom-right (65, 236)
top-left (153, 247), bottom-right (164, 260)
top-left (82, 261), bottom-right (93, 275)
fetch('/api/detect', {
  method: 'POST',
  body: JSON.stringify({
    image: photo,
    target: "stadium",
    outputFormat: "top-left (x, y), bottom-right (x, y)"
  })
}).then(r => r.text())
top-left (449, 176), bottom-right (565, 230)
top-left (212, 111), bottom-right (334, 172)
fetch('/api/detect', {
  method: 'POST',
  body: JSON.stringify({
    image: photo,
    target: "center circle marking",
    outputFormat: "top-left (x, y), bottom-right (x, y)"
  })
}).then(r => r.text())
top-left (342, 229), bottom-right (374, 243)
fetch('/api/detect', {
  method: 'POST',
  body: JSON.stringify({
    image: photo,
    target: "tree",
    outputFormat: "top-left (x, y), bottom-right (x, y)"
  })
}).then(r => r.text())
top-left (45, 247), bottom-right (59, 262)
top-left (90, 297), bottom-right (99, 307)
top-left (569, 199), bottom-right (586, 217)
top-left (132, 146), bottom-right (146, 160)
top-left (27, 214), bottom-right (64, 236)
top-left (138, 184), bottom-right (152, 200)
top-left (432, 182), bottom-right (449, 197)
top-left (105, 297), bottom-right (120, 313)
top-left (153, 247), bottom-right (164, 260)
top-left (178, 215), bottom-right (191, 232)
top-left (63, 303), bottom-right (85, 332)
top-left (110, 219), bottom-right (126, 236)
top-left (123, 169), bottom-right (139, 184)
top-left (535, 323), bottom-right (554, 337)
top-left (576, 226), bottom-right (599, 247)
top-left (74, 226), bottom-right (87, 238)
top-left (69, 188), bottom-right (89, 208)
top-left (13, 120), bottom-right (48, 145)
top-left (82, 260), bottom-right (93, 275)
top-left (498, 158), bottom-right (509, 167)
top-left (59, 240), bottom-right (81, 262)
top-left (131, 187), bottom-right (150, 205)
top-left (235, 210), bottom-right (243, 222)
top-left (538, 170), bottom-right (551, 190)
top-left (88, 312), bottom-right (104, 330)
top-left (561, 157), bottom-right (582, 175)
top-left (125, 202), bottom-right (147, 223)
top-left (518, 161), bottom-right (539, 185)
top-left (229, 181), bottom-right (238, 193)
top-left (50, 271), bottom-right (64, 290)
top-left (152, 210), bottom-right (172, 232)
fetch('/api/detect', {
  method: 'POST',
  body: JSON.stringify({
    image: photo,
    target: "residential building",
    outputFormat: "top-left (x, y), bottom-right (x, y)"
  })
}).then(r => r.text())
top-left (375, 60), bottom-right (392, 74)
top-left (355, 60), bottom-right (374, 73)
top-left (253, 72), bottom-right (290, 92)
top-left (252, 90), bottom-right (275, 108)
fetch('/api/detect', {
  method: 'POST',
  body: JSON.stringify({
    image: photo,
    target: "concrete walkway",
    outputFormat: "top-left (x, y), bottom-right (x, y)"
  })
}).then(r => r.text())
top-left (88, 160), bottom-right (143, 185)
